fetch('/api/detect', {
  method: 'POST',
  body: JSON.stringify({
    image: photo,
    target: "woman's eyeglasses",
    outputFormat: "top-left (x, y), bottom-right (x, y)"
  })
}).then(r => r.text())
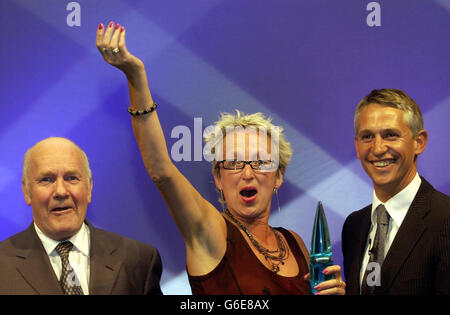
top-left (217, 160), bottom-right (277, 171)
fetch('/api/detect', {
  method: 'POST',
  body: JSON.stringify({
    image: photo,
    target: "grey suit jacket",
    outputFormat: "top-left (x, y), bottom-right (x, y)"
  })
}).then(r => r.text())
top-left (342, 177), bottom-right (450, 295)
top-left (0, 221), bottom-right (163, 295)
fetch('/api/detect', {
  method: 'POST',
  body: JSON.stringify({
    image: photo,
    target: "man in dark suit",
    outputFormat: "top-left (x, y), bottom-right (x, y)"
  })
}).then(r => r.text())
top-left (342, 89), bottom-right (450, 295)
top-left (0, 137), bottom-right (163, 295)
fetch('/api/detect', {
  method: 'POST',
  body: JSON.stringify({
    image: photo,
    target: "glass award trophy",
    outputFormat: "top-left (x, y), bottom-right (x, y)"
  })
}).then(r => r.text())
top-left (310, 201), bottom-right (334, 294)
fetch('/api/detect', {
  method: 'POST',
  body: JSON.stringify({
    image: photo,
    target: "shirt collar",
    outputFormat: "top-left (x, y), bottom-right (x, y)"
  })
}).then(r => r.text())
top-left (371, 173), bottom-right (422, 227)
top-left (34, 222), bottom-right (90, 257)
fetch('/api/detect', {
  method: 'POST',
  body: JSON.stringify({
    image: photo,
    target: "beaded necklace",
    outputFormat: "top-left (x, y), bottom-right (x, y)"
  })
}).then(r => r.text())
top-left (224, 209), bottom-right (289, 273)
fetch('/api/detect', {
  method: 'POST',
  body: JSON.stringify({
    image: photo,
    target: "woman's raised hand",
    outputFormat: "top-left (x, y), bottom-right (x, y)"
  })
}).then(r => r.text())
top-left (96, 22), bottom-right (144, 76)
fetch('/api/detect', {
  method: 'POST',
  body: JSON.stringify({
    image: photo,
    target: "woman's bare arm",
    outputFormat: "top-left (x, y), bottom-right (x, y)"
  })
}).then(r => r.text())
top-left (95, 23), bottom-right (226, 273)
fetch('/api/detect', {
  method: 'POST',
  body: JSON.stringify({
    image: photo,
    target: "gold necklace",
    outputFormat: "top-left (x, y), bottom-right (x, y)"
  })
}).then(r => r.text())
top-left (225, 209), bottom-right (289, 273)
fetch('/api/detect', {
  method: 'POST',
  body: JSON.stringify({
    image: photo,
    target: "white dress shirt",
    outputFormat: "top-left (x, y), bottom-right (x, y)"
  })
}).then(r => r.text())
top-left (360, 173), bottom-right (422, 287)
top-left (34, 222), bottom-right (91, 294)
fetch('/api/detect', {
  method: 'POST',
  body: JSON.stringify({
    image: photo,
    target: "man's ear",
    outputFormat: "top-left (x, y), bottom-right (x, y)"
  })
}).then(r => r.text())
top-left (22, 182), bottom-right (32, 206)
top-left (414, 129), bottom-right (428, 156)
top-left (354, 136), bottom-right (361, 160)
top-left (87, 179), bottom-right (93, 204)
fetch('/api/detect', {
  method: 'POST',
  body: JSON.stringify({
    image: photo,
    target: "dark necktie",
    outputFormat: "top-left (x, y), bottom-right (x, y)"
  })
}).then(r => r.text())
top-left (361, 204), bottom-right (390, 295)
top-left (55, 241), bottom-right (84, 295)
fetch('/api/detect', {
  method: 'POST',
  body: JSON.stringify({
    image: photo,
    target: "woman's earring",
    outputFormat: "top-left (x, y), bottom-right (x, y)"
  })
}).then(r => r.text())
top-left (220, 190), bottom-right (226, 211)
top-left (273, 188), bottom-right (281, 213)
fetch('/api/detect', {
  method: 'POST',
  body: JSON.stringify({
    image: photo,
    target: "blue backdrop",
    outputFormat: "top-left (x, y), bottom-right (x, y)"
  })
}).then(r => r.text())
top-left (1, 0), bottom-right (449, 294)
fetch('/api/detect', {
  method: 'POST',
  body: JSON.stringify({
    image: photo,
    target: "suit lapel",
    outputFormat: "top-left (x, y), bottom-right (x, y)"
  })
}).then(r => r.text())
top-left (15, 224), bottom-right (63, 295)
top-left (352, 208), bottom-right (371, 293)
top-left (87, 223), bottom-right (123, 295)
top-left (377, 179), bottom-right (432, 294)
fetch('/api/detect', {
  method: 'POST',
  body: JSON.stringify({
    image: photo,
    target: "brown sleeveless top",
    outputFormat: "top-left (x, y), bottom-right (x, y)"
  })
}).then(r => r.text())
top-left (188, 219), bottom-right (311, 295)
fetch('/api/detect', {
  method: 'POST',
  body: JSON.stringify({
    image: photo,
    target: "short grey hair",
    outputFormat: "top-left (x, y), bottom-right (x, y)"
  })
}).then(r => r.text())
top-left (354, 88), bottom-right (424, 137)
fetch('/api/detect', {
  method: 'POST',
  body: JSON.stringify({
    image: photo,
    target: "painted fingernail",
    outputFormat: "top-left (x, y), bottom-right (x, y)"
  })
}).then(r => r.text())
top-left (98, 23), bottom-right (103, 30)
top-left (108, 21), bottom-right (114, 28)
top-left (314, 291), bottom-right (320, 295)
top-left (314, 285), bottom-right (321, 290)
top-left (121, 26), bottom-right (125, 33)
top-left (115, 23), bottom-right (121, 30)
top-left (323, 270), bottom-right (329, 274)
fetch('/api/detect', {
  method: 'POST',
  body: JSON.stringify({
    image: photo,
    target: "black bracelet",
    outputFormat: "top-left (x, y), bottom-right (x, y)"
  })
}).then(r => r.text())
top-left (127, 102), bottom-right (158, 116)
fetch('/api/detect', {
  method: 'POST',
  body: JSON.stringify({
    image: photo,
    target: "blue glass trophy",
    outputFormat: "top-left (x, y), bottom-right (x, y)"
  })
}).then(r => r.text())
top-left (310, 201), bottom-right (334, 294)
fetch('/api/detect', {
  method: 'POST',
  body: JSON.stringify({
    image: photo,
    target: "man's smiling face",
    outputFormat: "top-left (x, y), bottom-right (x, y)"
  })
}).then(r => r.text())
top-left (354, 103), bottom-right (427, 201)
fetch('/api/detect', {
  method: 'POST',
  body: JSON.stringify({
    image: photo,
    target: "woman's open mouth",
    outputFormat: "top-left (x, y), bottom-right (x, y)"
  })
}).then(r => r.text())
top-left (240, 186), bottom-right (258, 203)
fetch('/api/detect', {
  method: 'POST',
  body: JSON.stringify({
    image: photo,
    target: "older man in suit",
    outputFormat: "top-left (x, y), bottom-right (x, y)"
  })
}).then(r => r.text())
top-left (342, 89), bottom-right (450, 295)
top-left (0, 137), bottom-right (163, 295)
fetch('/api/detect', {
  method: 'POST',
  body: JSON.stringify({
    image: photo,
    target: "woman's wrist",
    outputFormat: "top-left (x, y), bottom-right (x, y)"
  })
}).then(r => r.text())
top-left (123, 60), bottom-right (146, 80)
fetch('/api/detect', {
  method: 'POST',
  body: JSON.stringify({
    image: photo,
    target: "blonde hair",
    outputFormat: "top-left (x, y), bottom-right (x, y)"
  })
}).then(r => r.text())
top-left (354, 89), bottom-right (424, 136)
top-left (204, 110), bottom-right (292, 178)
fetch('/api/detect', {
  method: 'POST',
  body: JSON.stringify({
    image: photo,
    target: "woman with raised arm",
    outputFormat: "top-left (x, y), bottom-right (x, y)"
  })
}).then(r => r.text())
top-left (96, 22), bottom-right (345, 295)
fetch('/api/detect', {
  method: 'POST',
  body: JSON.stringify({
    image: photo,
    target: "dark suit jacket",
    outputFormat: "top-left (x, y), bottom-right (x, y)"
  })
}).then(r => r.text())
top-left (342, 177), bottom-right (450, 295)
top-left (0, 221), bottom-right (163, 295)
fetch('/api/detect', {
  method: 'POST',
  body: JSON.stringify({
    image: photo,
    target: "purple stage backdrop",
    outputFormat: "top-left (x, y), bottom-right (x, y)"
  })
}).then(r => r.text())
top-left (0, 0), bottom-right (449, 294)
